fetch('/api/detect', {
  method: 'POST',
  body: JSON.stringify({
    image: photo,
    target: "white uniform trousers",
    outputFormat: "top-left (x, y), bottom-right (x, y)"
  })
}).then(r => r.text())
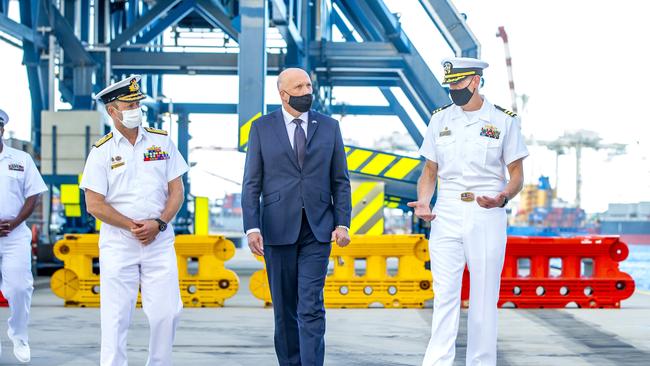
top-left (422, 190), bottom-right (507, 366)
top-left (0, 226), bottom-right (33, 343)
top-left (99, 224), bottom-right (182, 366)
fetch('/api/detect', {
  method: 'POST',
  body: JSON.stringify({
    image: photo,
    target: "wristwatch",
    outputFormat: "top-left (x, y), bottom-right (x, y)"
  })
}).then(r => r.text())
top-left (154, 218), bottom-right (168, 232)
top-left (500, 196), bottom-right (509, 208)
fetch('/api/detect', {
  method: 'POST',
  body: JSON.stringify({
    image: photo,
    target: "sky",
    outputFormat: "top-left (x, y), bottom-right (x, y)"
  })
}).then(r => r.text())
top-left (1, 0), bottom-right (649, 213)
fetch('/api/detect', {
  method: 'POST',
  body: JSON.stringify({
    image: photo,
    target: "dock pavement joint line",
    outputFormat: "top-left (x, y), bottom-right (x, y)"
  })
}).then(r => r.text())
top-left (521, 310), bottom-right (650, 365)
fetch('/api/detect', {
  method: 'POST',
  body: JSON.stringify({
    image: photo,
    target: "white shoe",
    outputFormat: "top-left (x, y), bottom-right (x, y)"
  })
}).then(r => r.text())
top-left (12, 338), bottom-right (31, 363)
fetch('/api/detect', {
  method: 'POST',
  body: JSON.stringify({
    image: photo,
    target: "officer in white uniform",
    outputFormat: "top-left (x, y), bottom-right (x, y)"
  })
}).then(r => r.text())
top-left (0, 108), bottom-right (48, 363)
top-left (409, 58), bottom-right (528, 366)
top-left (80, 76), bottom-right (188, 366)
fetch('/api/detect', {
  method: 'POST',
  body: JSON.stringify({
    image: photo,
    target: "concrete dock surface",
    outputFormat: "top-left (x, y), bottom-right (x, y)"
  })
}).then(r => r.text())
top-left (0, 262), bottom-right (648, 365)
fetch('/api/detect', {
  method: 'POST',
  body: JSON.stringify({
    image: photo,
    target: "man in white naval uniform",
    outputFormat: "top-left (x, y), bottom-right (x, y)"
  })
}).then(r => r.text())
top-left (80, 76), bottom-right (188, 366)
top-left (409, 57), bottom-right (528, 366)
top-left (0, 108), bottom-right (48, 363)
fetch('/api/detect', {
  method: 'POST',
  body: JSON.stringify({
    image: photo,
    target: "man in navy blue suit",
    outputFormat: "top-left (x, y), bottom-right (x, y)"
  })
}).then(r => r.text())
top-left (242, 68), bottom-right (352, 366)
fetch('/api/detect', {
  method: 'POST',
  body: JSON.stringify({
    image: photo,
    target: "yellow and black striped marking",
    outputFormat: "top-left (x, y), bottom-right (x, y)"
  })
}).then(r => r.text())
top-left (238, 112), bottom-right (262, 152)
top-left (350, 181), bottom-right (385, 235)
top-left (345, 146), bottom-right (422, 183)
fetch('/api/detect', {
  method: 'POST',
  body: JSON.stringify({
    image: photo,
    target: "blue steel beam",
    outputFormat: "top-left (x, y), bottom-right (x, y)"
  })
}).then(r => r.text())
top-left (80, 0), bottom-right (90, 43)
top-left (419, 0), bottom-right (480, 57)
top-left (270, 0), bottom-right (303, 54)
top-left (362, 0), bottom-right (413, 52)
top-left (109, 0), bottom-right (181, 49)
top-left (19, 0), bottom-right (49, 155)
top-left (237, 0), bottom-right (267, 152)
top-left (331, 9), bottom-right (422, 145)
top-left (194, 0), bottom-right (238, 41)
top-left (380, 88), bottom-right (422, 146)
top-left (50, 7), bottom-right (95, 66)
top-left (151, 103), bottom-right (394, 116)
top-left (176, 112), bottom-right (191, 228)
top-left (332, 1), bottom-right (450, 121)
top-left (111, 51), bottom-right (282, 75)
top-left (135, 0), bottom-right (195, 45)
top-left (0, 14), bottom-right (45, 47)
top-left (331, 7), bottom-right (356, 41)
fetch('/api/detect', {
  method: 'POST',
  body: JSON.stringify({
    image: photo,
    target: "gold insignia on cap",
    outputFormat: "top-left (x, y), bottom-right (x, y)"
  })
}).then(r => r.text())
top-left (128, 78), bottom-right (139, 93)
top-left (443, 62), bottom-right (452, 75)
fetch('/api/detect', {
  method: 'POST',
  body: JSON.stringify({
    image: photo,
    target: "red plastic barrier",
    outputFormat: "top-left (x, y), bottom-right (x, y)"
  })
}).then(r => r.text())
top-left (0, 291), bottom-right (7, 307)
top-left (460, 236), bottom-right (635, 308)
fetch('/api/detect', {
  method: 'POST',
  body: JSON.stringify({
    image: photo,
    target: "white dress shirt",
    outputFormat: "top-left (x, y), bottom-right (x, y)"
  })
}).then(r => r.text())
top-left (80, 126), bottom-right (189, 223)
top-left (0, 145), bottom-right (48, 240)
top-left (246, 107), bottom-right (349, 236)
top-left (418, 97), bottom-right (529, 192)
top-left (282, 107), bottom-right (308, 149)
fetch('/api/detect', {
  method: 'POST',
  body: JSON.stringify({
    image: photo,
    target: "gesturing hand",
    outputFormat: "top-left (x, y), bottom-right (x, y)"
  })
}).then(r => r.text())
top-left (476, 193), bottom-right (508, 209)
top-left (248, 232), bottom-right (264, 256)
top-left (407, 201), bottom-right (436, 222)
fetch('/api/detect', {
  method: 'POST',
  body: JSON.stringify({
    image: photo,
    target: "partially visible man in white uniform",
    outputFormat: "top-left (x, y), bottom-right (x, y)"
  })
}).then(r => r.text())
top-left (0, 108), bottom-right (48, 363)
top-left (80, 76), bottom-right (188, 366)
top-left (409, 58), bottom-right (528, 366)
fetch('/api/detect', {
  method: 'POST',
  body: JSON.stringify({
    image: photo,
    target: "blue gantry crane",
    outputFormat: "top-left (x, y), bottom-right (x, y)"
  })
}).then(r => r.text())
top-left (0, 0), bottom-right (479, 234)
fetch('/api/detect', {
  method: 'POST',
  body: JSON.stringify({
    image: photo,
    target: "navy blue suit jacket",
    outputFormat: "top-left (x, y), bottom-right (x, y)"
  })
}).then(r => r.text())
top-left (242, 109), bottom-right (352, 245)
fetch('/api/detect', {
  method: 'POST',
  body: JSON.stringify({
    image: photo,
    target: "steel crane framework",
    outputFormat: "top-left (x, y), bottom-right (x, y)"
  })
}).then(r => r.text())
top-left (0, 0), bottom-right (479, 223)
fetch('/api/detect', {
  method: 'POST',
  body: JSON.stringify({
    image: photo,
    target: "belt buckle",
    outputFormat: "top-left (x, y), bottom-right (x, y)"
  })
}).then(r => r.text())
top-left (461, 192), bottom-right (475, 202)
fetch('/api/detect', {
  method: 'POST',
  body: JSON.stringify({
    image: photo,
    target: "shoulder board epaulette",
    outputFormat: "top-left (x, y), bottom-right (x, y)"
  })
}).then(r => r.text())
top-left (93, 132), bottom-right (113, 148)
top-left (495, 105), bottom-right (518, 117)
top-left (431, 103), bottom-right (453, 116)
top-left (144, 127), bottom-right (168, 136)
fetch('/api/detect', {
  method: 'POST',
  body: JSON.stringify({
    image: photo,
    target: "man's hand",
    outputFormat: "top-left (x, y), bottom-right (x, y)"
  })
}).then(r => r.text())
top-left (407, 201), bottom-right (436, 221)
top-left (248, 232), bottom-right (264, 256)
top-left (0, 219), bottom-right (16, 237)
top-left (130, 220), bottom-right (160, 245)
top-left (476, 192), bottom-right (508, 209)
top-left (331, 227), bottom-right (351, 247)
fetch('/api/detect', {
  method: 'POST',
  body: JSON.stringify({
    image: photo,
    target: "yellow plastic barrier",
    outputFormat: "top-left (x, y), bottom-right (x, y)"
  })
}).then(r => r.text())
top-left (175, 235), bottom-right (239, 307)
top-left (51, 234), bottom-right (239, 308)
top-left (249, 235), bottom-right (433, 308)
top-left (50, 234), bottom-right (103, 307)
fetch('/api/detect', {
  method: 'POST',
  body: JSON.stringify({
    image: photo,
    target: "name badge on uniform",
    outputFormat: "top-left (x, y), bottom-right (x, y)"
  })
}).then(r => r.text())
top-left (144, 145), bottom-right (170, 161)
top-left (439, 127), bottom-right (452, 137)
top-left (480, 124), bottom-right (501, 139)
top-left (8, 163), bottom-right (24, 172)
top-left (110, 155), bottom-right (125, 170)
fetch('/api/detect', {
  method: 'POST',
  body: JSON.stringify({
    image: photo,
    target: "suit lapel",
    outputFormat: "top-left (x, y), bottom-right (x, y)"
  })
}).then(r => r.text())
top-left (270, 109), bottom-right (300, 170)
top-left (306, 110), bottom-right (319, 146)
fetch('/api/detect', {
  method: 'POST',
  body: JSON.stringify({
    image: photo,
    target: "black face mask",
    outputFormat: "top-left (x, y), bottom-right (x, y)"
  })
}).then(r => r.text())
top-left (285, 92), bottom-right (313, 113)
top-left (449, 82), bottom-right (475, 106)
